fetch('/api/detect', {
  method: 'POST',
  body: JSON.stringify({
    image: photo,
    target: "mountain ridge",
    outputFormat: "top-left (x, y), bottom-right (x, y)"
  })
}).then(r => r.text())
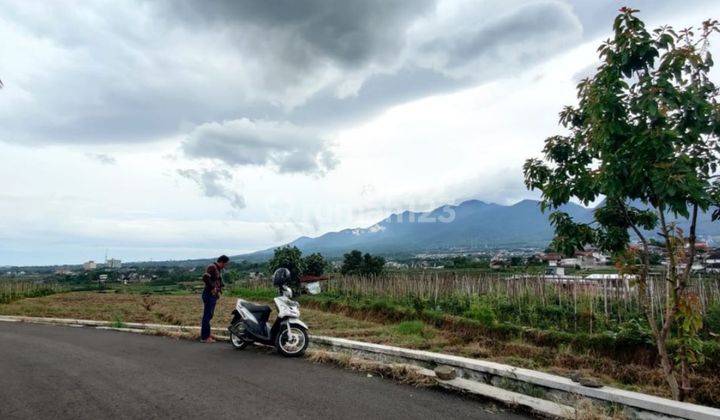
top-left (241, 198), bottom-right (720, 259)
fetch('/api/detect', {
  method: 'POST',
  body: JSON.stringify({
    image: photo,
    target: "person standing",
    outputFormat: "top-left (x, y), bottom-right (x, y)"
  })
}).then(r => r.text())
top-left (200, 255), bottom-right (229, 343)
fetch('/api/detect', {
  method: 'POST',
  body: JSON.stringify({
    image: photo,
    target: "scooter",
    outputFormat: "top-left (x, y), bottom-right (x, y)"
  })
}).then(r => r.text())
top-left (228, 284), bottom-right (309, 357)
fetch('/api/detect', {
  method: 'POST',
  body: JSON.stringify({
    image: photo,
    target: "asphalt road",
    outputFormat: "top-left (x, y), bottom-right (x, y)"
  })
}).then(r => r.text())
top-left (0, 322), bottom-right (530, 420)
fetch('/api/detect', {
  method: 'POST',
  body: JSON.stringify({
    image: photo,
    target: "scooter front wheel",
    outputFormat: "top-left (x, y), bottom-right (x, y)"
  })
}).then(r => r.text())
top-left (275, 326), bottom-right (309, 357)
top-left (230, 333), bottom-right (249, 350)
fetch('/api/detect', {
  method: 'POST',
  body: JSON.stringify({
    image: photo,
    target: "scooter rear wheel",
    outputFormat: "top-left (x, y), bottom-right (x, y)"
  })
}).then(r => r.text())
top-left (230, 333), bottom-right (249, 350)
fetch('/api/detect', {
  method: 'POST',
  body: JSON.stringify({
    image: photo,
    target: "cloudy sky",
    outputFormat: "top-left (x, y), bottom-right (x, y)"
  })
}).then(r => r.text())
top-left (0, 0), bottom-right (717, 265)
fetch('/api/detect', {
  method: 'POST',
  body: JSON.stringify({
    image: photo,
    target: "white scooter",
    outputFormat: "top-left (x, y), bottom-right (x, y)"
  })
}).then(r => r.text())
top-left (228, 270), bottom-right (309, 357)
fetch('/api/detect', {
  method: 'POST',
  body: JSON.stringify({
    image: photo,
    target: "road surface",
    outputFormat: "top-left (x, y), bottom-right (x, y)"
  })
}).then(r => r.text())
top-left (0, 322), bottom-right (530, 419)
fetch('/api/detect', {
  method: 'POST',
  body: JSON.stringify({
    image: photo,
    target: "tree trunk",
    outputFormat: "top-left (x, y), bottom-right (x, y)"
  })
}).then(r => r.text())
top-left (657, 206), bottom-right (683, 400)
top-left (657, 334), bottom-right (681, 400)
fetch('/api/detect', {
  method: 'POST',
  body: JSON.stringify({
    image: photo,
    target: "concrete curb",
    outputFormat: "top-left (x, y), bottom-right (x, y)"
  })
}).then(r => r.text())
top-left (0, 315), bottom-right (228, 335)
top-left (415, 367), bottom-right (576, 419)
top-left (3, 315), bottom-right (719, 419)
top-left (311, 335), bottom-right (720, 420)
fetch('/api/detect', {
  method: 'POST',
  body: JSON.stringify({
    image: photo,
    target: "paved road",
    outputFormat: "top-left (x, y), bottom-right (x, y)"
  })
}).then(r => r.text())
top-left (0, 322), bottom-right (529, 420)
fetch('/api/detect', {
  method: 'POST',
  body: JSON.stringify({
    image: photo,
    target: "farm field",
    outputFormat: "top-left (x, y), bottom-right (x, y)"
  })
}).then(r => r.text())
top-left (0, 281), bottom-right (63, 304)
top-left (2, 277), bottom-right (720, 407)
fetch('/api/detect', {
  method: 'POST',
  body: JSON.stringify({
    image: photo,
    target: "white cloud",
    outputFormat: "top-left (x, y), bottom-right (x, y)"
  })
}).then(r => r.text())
top-left (177, 168), bottom-right (245, 211)
top-left (86, 153), bottom-right (117, 165)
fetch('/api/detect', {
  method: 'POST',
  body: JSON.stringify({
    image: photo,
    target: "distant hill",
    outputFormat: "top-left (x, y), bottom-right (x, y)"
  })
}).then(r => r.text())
top-left (243, 199), bottom-right (591, 259)
top-left (242, 199), bottom-right (720, 260)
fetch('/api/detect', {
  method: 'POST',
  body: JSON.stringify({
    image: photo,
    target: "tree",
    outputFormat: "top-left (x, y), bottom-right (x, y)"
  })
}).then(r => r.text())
top-left (268, 246), bottom-right (305, 289)
top-left (340, 250), bottom-right (363, 275)
top-left (361, 253), bottom-right (385, 277)
top-left (341, 250), bottom-right (385, 277)
top-left (303, 252), bottom-right (327, 276)
top-left (509, 256), bottom-right (524, 267)
top-left (524, 8), bottom-right (720, 401)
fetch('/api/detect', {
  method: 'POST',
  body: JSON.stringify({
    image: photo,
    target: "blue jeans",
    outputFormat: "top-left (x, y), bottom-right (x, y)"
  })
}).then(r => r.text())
top-left (201, 290), bottom-right (218, 340)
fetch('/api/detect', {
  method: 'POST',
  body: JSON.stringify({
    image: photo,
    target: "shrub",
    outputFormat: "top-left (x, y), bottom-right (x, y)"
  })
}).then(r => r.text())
top-left (615, 319), bottom-right (654, 346)
top-left (463, 300), bottom-right (496, 326)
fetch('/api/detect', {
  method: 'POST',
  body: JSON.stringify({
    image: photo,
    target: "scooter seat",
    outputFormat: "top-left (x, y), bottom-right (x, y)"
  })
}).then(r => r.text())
top-left (241, 301), bottom-right (272, 326)
top-left (242, 301), bottom-right (271, 314)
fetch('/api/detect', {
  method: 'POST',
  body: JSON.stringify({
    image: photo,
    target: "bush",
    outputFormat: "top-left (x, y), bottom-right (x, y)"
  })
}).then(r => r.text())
top-left (615, 319), bottom-right (654, 346)
top-left (463, 300), bottom-right (496, 326)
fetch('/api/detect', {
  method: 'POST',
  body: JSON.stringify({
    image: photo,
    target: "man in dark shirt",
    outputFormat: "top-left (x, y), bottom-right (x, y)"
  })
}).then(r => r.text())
top-left (200, 255), bottom-right (229, 343)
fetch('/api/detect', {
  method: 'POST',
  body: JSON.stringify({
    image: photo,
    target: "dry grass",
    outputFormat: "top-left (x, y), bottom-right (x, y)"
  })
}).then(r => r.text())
top-left (0, 291), bottom-right (403, 341)
top-left (574, 398), bottom-right (628, 420)
top-left (0, 291), bottom-right (247, 327)
top-left (306, 349), bottom-right (434, 387)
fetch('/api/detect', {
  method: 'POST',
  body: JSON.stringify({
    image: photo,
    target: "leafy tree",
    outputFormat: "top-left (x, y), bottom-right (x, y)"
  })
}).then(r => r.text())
top-left (303, 252), bottom-right (327, 276)
top-left (268, 246), bottom-right (305, 288)
top-left (340, 250), bottom-right (363, 275)
top-left (361, 253), bottom-right (385, 277)
top-left (509, 256), bottom-right (524, 267)
top-left (341, 250), bottom-right (385, 277)
top-left (524, 8), bottom-right (719, 400)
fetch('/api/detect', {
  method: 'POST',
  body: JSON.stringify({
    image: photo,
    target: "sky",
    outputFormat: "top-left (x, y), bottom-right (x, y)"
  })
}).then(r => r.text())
top-left (0, 0), bottom-right (718, 266)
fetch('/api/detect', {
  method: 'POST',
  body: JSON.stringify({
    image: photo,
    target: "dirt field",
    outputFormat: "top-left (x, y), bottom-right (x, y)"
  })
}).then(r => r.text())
top-left (0, 291), bottom-right (448, 349)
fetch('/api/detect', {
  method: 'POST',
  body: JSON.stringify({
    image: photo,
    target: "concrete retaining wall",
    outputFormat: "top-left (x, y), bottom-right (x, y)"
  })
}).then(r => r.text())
top-left (311, 335), bottom-right (720, 420)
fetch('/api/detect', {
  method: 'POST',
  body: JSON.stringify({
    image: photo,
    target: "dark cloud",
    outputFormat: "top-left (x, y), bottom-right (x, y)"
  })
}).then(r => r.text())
top-left (177, 168), bottom-right (245, 210)
top-left (413, 1), bottom-right (582, 78)
top-left (181, 119), bottom-right (336, 175)
top-left (160, 0), bottom-right (436, 67)
top-left (0, 0), bottom-right (585, 150)
top-left (290, 1), bottom-right (582, 127)
top-left (0, 0), bottom-right (707, 154)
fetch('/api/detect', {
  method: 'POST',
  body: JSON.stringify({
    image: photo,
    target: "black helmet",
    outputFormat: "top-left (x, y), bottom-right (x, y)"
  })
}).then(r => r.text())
top-left (272, 267), bottom-right (291, 286)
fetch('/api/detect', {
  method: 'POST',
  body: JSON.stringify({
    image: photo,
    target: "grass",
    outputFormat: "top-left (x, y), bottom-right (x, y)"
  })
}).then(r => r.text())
top-left (110, 313), bottom-right (125, 328)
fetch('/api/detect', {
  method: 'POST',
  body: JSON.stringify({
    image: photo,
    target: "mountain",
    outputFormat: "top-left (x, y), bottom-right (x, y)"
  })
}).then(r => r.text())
top-left (243, 199), bottom-right (593, 259)
top-left (242, 199), bottom-right (720, 260)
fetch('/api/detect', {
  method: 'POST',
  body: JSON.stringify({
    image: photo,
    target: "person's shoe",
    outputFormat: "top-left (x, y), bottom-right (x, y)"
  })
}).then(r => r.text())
top-left (200, 337), bottom-right (216, 343)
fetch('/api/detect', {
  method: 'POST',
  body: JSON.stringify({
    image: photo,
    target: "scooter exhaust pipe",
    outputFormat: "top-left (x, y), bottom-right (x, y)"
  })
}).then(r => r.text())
top-left (228, 321), bottom-right (245, 337)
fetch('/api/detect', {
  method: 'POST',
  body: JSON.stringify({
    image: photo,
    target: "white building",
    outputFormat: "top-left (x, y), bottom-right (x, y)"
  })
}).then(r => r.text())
top-left (83, 260), bottom-right (97, 271)
top-left (385, 261), bottom-right (408, 269)
top-left (560, 258), bottom-right (581, 268)
top-left (106, 258), bottom-right (122, 269)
